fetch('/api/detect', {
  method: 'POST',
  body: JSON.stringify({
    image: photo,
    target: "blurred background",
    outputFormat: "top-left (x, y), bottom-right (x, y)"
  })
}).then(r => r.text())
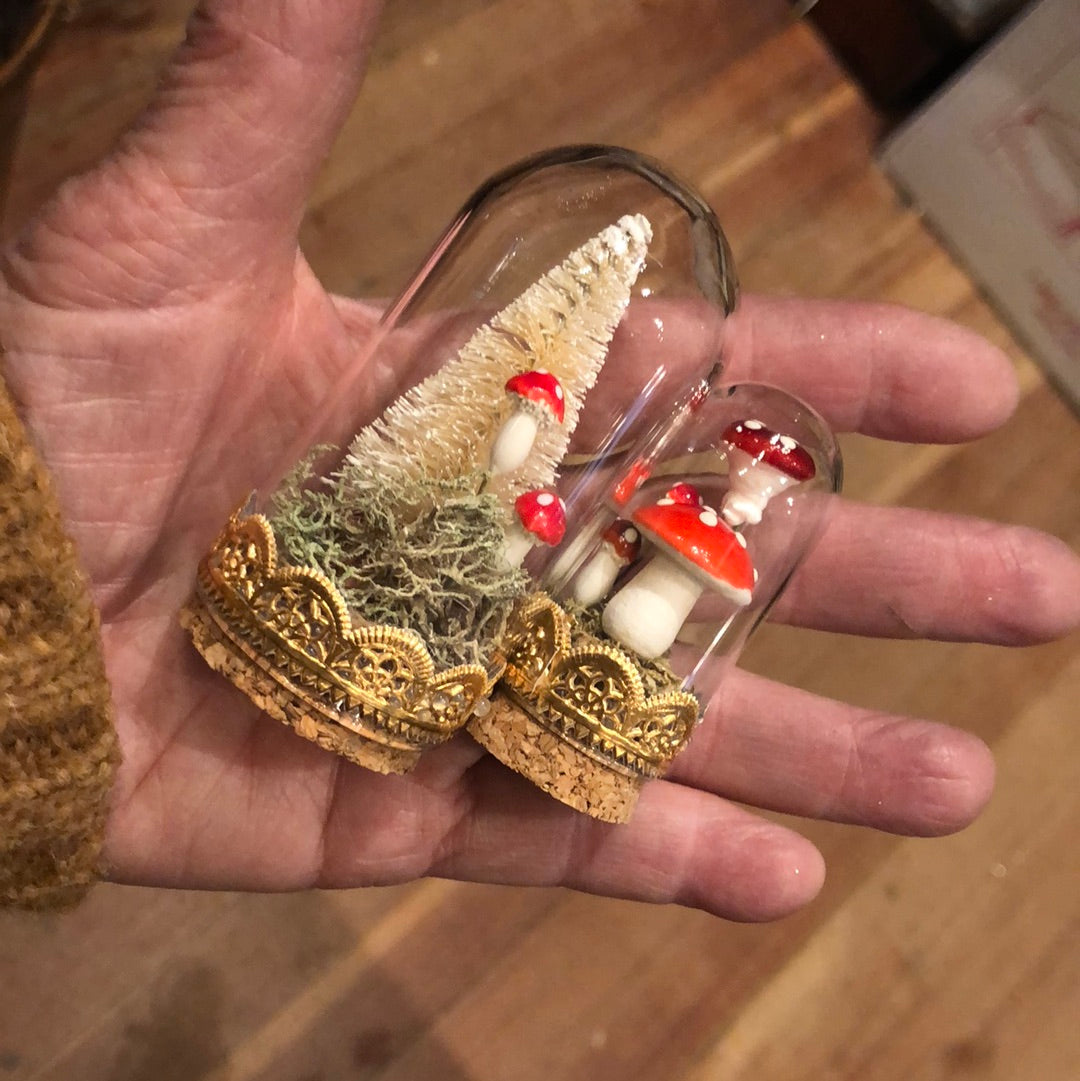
top-left (1, 1), bottom-right (1077, 1079)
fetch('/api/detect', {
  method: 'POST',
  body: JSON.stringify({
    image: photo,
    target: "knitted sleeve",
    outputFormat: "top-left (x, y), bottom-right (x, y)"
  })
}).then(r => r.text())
top-left (0, 380), bottom-right (119, 909)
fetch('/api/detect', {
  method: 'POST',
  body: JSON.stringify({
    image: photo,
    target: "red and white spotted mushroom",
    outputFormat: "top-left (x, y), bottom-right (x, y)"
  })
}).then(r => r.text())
top-left (489, 370), bottom-right (566, 475)
top-left (503, 488), bottom-right (567, 567)
top-left (601, 499), bottom-right (754, 659)
top-left (659, 481), bottom-right (704, 507)
top-left (571, 519), bottom-right (643, 606)
top-left (720, 419), bottom-right (816, 527)
top-left (553, 482), bottom-right (701, 591)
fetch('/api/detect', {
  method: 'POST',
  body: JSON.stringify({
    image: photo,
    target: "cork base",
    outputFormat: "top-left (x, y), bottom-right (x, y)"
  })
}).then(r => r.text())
top-left (181, 598), bottom-right (420, 775)
top-left (468, 693), bottom-right (642, 823)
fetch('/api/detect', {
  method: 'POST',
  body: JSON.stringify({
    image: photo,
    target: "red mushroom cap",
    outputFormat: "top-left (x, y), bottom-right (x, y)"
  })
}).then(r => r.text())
top-left (632, 500), bottom-right (754, 605)
top-left (722, 419), bottom-right (815, 481)
top-left (660, 482), bottom-right (703, 507)
top-left (514, 489), bottom-right (566, 546)
top-left (612, 457), bottom-right (652, 507)
top-left (505, 370), bottom-right (565, 424)
top-left (600, 519), bottom-right (642, 564)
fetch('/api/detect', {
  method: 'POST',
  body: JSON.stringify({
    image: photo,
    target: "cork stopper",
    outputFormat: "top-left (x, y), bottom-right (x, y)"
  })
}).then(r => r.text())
top-left (468, 693), bottom-right (642, 823)
top-left (181, 595), bottom-right (421, 774)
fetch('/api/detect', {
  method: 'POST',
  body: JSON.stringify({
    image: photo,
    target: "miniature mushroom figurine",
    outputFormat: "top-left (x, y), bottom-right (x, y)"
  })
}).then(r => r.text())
top-left (601, 498), bottom-right (754, 659)
top-left (662, 481), bottom-right (704, 507)
top-left (612, 456), bottom-right (652, 507)
top-left (503, 488), bottom-right (567, 567)
top-left (489, 370), bottom-right (566, 475)
top-left (720, 419), bottom-right (816, 527)
top-left (557, 482), bottom-right (697, 594)
top-left (571, 519), bottom-right (643, 606)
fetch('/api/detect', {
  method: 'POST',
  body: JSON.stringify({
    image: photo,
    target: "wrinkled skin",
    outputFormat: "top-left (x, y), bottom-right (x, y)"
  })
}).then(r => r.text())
top-left (2, 0), bottom-right (1078, 920)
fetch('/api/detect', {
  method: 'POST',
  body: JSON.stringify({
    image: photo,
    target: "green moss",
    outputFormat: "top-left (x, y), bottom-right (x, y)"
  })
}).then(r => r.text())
top-left (268, 453), bottom-right (527, 671)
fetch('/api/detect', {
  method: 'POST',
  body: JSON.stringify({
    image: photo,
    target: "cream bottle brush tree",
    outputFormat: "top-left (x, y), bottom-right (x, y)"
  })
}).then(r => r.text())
top-left (344, 213), bottom-right (653, 506)
top-left (269, 215), bottom-right (653, 671)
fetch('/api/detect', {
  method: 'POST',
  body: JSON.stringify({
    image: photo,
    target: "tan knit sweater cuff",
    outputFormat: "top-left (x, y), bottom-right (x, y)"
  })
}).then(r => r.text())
top-left (0, 381), bottom-right (119, 909)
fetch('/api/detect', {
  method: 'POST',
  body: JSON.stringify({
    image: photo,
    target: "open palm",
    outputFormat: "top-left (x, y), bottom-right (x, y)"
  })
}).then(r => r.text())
top-left (2, 0), bottom-right (1077, 920)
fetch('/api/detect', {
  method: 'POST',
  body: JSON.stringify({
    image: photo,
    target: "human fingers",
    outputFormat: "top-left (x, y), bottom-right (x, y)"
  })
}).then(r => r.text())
top-left (308, 735), bottom-right (822, 920)
top-left (559, 295), bottom-right (1017, 455)
top-left (771, 503), bottom-right (1080, 644)
top-left (724, 294), bottom-right (1019, 442)
top-left (425, 758), bottom-right (826, 922)
top-left (666, 669), bottom-right (996, 837)
top-left (328, 281), bottom-right (1017, 450)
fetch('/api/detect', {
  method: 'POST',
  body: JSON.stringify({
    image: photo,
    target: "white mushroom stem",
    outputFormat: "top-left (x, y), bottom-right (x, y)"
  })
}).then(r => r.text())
top-left (548, 527), bottom-right (597, 587)
top-left (502, 522), bottom-right (538, 568)
top-left (601, 556), bottom-right (704, 659)
top-left (490, 410), bottom-right (539, 475)
top-left (572, 544), bottom-right (623, 607)
top-left (721, 450), bottom-right (796, 527)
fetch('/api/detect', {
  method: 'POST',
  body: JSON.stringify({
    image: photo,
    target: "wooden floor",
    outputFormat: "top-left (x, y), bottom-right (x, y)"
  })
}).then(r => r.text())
top-left (3, 2), bottom-right (1078, 1079)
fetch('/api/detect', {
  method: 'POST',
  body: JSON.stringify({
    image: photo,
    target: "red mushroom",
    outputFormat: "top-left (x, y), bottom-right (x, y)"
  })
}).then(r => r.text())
top-left (612, 456), bottom-right (652, 507)
top-left (720, 419), bottom-right (815, 527)
top-left (659, 481), bottom-right (703, 507)
top-left (571, 518), bottom-right (643, 606)
top-left (503, 488), bottom-right (567, 567)
top-left (601, 498), bottom-right (754, 658)
top-left (489, 370), bottom-right (566, 475)
top-left (548, 461), bottom-right (650, 590)
top-left (553, 483), bottom-right (699, 597)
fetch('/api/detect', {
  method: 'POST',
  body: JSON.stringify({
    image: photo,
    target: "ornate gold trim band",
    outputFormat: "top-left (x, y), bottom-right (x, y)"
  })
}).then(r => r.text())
top-left (183, 511), bottom-right (499, 773)
top-left (469, 593), bottom-right (699, 820)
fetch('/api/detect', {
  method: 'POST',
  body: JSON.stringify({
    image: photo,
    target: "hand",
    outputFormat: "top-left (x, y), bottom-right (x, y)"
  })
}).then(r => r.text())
top-left (2, 0), bottom-right (1077, 920)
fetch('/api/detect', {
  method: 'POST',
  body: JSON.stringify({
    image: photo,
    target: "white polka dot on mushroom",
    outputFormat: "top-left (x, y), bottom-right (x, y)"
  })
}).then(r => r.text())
top-left (699, 509), bottom-right (719, 527)
top-left (537, 493), bottom-right (554, 505)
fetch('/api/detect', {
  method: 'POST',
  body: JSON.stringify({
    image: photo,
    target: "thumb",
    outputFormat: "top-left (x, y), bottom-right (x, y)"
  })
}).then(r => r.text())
top-left (126, 0), bottom-right (384, 256)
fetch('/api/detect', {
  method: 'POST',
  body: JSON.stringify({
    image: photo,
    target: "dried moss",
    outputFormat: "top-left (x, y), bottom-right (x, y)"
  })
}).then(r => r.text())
top-left (268, 453), bottom-right (527, 671)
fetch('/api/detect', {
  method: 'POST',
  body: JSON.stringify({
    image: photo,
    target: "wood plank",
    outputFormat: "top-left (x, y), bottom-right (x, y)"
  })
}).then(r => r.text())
top-left (680, 653), bottom-right (1080, 1081)
top-left (302, 1), bottom-right (787, 295)
top-left (216, 884), bottom-right (565, 1081)
top-left (0, 882), bottom-right (418, 1080)
top-left (371, 897), bottom-right (751, 1081)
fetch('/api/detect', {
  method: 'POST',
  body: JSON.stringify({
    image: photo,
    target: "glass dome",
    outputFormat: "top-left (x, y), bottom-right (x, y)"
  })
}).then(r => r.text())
top-left (476, 378), bottom-right (841, 820)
